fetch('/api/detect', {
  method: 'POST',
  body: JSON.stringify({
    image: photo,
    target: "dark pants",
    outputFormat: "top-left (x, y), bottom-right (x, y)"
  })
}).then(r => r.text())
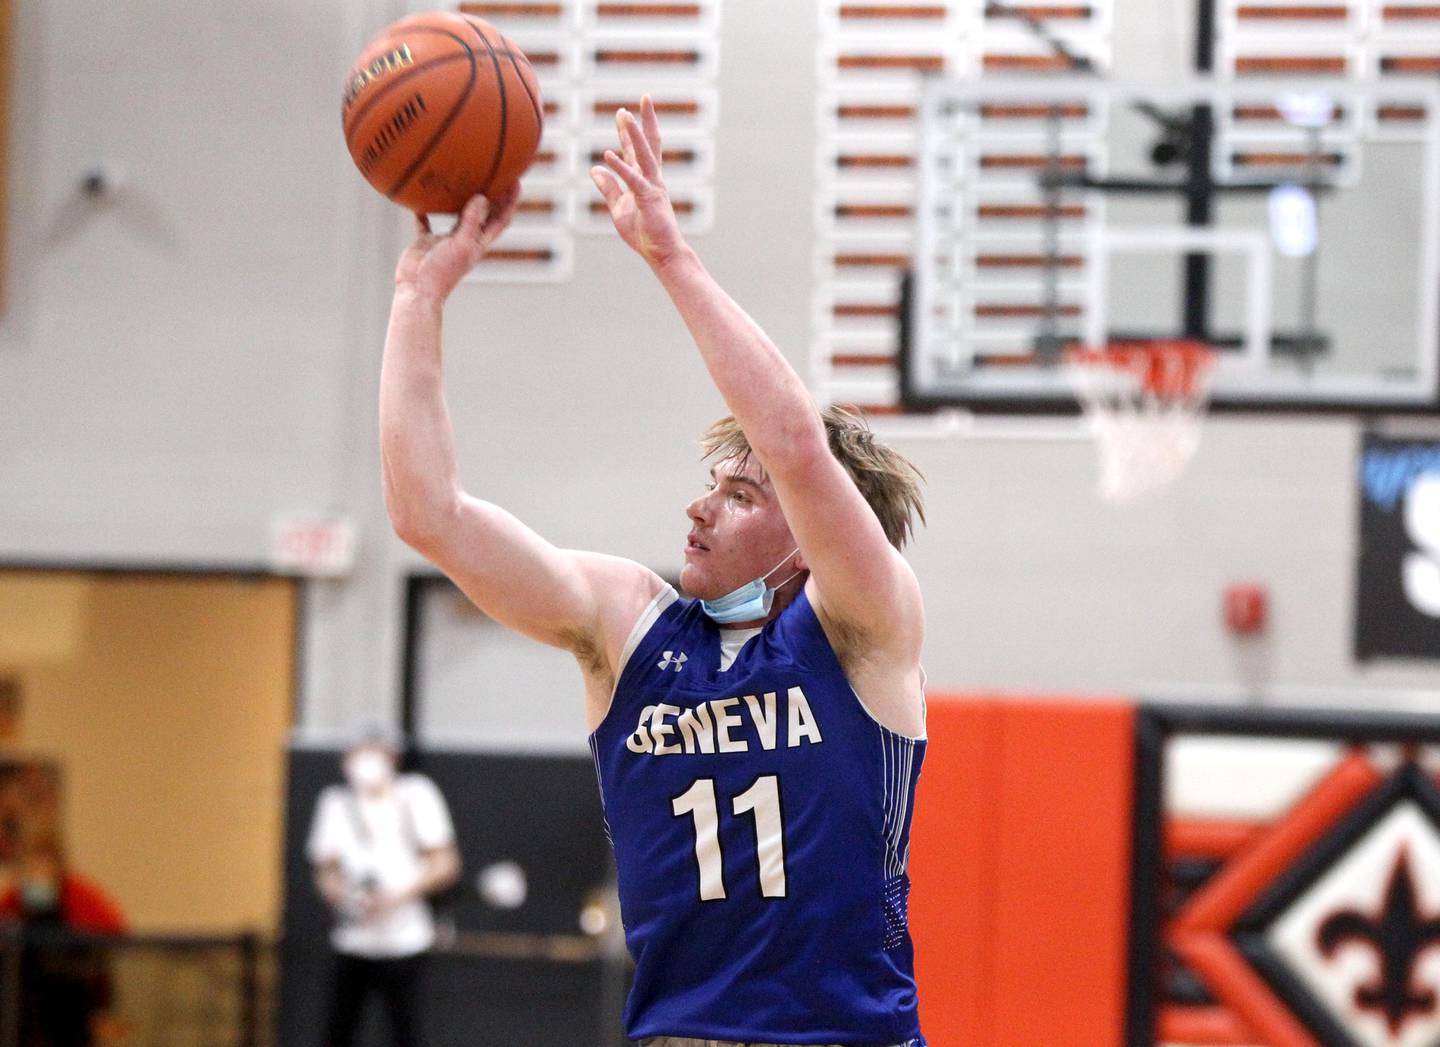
top-left (19, 942), bottom-right (111, 1047)
top-left (325, 952), bottom-right (428, 1047)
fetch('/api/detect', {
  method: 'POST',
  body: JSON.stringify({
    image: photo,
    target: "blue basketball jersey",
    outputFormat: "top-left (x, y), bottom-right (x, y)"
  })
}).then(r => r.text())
top-left (589, 585), bottom-right (926, 1045)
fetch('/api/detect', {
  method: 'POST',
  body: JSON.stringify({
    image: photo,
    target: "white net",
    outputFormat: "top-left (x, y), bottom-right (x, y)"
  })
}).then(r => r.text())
top-left (1066, 342), bottom-right (1216, 502)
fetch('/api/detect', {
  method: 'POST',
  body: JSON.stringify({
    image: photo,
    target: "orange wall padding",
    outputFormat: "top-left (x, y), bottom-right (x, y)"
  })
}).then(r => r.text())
top-left (908, 696), bottom-right (1137, 1046)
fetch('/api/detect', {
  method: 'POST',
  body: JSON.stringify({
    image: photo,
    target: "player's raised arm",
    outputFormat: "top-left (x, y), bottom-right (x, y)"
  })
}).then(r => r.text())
top-left (589, 98), bottom-right (924, 664)
top-left (380, 191), bottom-right (663, 667)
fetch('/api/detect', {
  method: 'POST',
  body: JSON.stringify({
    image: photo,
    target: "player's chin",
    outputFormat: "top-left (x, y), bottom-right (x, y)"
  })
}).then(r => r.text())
top-left (678, 561), bottom-right (715, 600)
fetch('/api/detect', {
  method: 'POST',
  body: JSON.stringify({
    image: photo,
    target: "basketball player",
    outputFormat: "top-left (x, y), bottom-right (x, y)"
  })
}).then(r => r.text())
top-left (380, 96), bottom-right (927, 1046)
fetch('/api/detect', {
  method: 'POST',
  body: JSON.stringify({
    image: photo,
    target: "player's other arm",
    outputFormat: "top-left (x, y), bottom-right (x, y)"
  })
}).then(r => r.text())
top-left (590, 100), bottom-right (922, 664)
top-left (381, 193), bottom-right (663, 659)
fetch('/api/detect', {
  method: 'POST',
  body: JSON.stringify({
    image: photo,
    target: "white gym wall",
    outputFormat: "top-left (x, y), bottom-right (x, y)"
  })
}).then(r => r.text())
top-left (1, 0), bottom-right (1437, 749)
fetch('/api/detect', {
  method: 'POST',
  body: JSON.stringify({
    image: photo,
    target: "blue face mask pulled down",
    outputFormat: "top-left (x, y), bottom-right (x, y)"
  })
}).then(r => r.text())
top-left (700, 548), bottom-right (802, 625)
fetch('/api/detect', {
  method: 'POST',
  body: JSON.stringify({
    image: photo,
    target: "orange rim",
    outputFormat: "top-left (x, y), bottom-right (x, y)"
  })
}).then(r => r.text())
top-left (1066, 340), bottom-right (1216, 398)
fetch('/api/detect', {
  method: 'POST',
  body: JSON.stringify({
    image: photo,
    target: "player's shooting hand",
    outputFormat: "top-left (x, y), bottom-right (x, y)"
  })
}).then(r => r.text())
top-left (590, 95), bottom-right (687, 268)
top-left (395, 186), bottom-right (520, 302)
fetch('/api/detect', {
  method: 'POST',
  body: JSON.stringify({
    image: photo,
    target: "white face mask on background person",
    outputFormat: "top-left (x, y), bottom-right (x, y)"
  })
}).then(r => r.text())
top-left (344, 750), bottom-right (395, 792)
top-left (20, 881), bottom-right (58, 913)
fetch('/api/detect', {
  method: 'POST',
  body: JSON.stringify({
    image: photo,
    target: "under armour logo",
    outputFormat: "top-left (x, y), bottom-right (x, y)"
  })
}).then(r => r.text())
top-left (657, 650), bottom-right (688, 672)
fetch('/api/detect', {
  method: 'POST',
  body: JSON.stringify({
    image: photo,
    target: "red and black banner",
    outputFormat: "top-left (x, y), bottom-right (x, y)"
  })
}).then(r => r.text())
top-left (1132, 706), bottom-right (1440, 1047)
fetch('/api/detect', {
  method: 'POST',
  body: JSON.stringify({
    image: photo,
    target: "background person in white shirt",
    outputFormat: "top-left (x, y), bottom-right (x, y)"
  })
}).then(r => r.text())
top-left (307, 727), bottom-right (459, 1047)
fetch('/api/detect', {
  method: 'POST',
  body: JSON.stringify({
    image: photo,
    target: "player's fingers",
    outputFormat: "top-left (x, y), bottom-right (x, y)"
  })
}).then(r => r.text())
top-left (590, 166), bottom-right (624, 208)
top-left (482, 186), bottom-right (520, 233)
top-left (602, 149), bottom-right (649, 195)
top-left (455, 193), bottom-right (491, 241)
top-left (620, 108), bottom-right (661, 181)
top-left (616, 108), bottom-right (639, 170)
top-left (479, 206), bottom-right (515, 246)
top-left (640, 95), bottom-right (663, 160)
top-left (415, 212), bottom-right (432, 236)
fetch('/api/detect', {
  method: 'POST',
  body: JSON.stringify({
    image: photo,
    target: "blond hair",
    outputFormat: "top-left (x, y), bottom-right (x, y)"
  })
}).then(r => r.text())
top-left (699, 407), bottom-right (926, 549)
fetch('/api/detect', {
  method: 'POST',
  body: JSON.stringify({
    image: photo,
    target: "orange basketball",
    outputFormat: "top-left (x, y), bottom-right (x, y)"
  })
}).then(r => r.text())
top-left (342, 11), bottom-right (543, 214)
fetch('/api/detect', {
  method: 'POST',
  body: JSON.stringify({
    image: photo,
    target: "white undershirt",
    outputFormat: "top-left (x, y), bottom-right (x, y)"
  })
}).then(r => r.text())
top-left (718, 627), bottom-right (762, 672)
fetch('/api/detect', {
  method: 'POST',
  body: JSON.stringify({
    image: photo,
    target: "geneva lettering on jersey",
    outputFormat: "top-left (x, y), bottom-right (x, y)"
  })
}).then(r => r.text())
top-left (624, 686), bottom-right (823, 755)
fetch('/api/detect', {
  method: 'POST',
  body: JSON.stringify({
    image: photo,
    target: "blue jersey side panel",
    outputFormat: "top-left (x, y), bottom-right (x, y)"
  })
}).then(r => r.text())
top-left (591, 589), bottom-right (926, 1044)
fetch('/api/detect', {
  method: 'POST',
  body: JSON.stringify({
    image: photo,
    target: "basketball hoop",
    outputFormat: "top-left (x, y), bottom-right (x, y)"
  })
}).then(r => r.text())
top-left (1065, 341), bottom-right (1216, 502)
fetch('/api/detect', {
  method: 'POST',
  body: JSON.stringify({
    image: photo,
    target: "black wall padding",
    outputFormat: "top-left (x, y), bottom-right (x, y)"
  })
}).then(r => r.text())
top-left (277, 745), bottom-right (620, 1047)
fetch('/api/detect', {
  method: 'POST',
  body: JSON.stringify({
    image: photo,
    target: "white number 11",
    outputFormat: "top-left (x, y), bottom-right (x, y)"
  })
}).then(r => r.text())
top-left (671, 776), bottom-right (787, 901)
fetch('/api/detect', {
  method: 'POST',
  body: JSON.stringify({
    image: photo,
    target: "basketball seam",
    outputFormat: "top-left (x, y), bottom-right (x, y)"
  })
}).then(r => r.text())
top-left (499, 43), bottom-right (543, 134)
top-left (386, 31), bottom-right (480, 204)
top-left (342, 28), bottom-right (479, 140)
top-left (462, 20), bottom-right (511, 196)
top-left (477, 48), bottom-right (543, 128)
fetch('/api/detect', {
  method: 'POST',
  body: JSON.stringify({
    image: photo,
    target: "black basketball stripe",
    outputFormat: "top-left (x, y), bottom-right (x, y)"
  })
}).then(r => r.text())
top-left (461, 18), bottom-right (511, 195)
top-left (343, 25), bottom-right (482, 140)
top-left (386, 32), bottom-right (480, 202)
top-left (498, 41), bottom-right (544, 133)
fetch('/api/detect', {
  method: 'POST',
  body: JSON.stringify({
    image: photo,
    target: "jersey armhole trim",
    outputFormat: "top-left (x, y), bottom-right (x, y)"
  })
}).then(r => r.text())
top-left (587, 584), bottom-right (678, 740)
top-left (607, 584), bottom-right (678, 702)
top-left (799, 585), bottom-right (927, 740)
top-left (850, 663), bottom-right (928, 742)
